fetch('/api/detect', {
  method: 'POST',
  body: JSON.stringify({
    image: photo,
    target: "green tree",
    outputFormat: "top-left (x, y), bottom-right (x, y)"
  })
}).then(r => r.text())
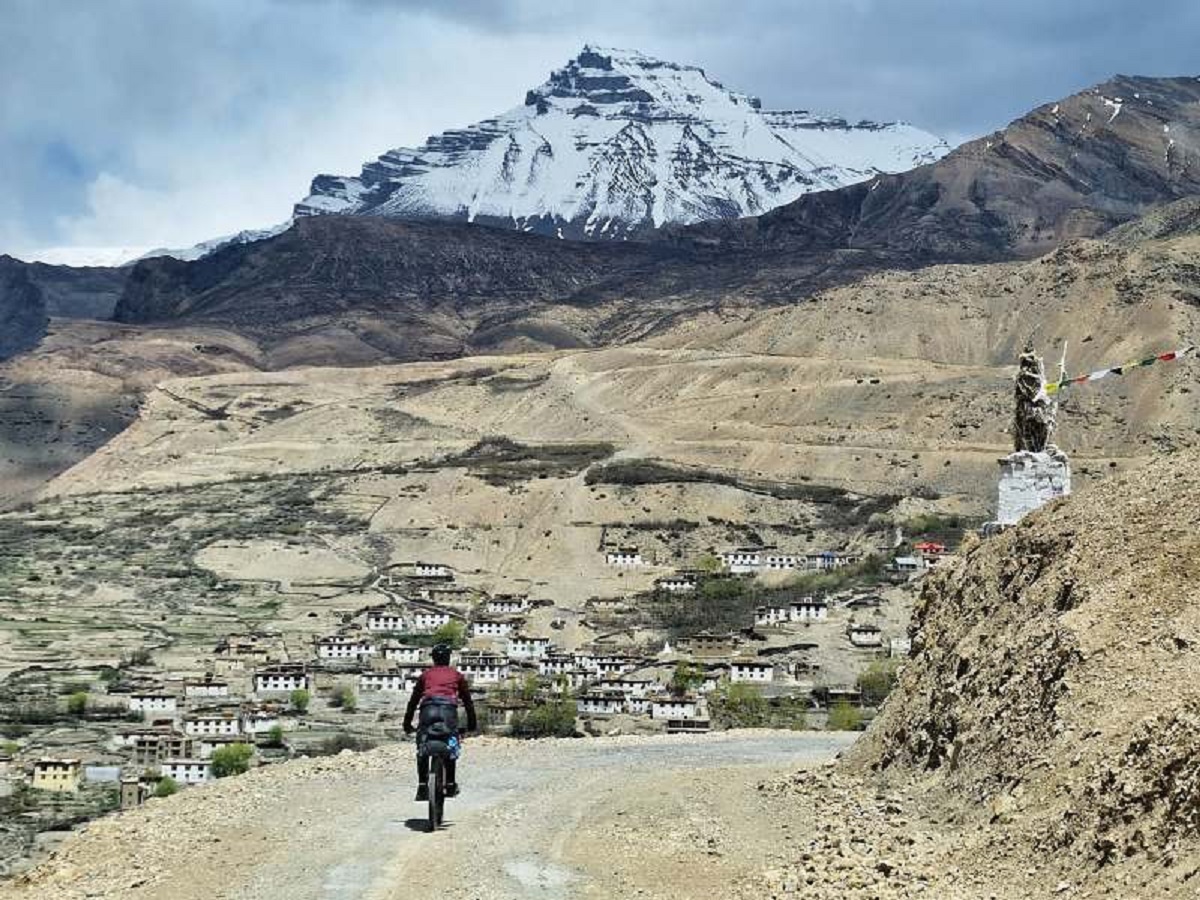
top-left (66, 691), bottom-right (89, 716)
top-left (432, 620), bottom-right (466, 649)
top-left (711, 682), bottom-right (768, 728)
top-left (856, 659), bottom-right (901, 706)
top-left (264, 724), bottom-right (285, 748)
top-left (330, 685), bottom-right (357, 712)
top-left (827, 699), bottom-right (864, 731)
top-left (290, 689), bottom-right (311, 714)
top-left (154, 776), bottom-right (179, 798)
top-left (0, 740), bottom-right (19, 757)
top-left (669, 661), bottom-right (705, 697)
top-left (694, 553), bottom-right (724, 574)
top-left (211, 743), bottom-right (254, 778)
top-left (508, 699), bottom-right (577, 738)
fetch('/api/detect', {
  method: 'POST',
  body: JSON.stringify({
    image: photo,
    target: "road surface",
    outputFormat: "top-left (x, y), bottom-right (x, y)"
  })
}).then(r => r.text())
top-left (4, 731), bottom-right (855, 900)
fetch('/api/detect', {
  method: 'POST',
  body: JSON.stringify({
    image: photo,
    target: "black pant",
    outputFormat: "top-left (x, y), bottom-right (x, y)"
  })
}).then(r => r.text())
top-left (416, 701), bottom-right (458, 785)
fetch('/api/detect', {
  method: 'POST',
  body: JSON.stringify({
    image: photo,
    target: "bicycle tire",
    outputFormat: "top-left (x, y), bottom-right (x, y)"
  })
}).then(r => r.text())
top-left (427, 756), bottom-right (441, 832)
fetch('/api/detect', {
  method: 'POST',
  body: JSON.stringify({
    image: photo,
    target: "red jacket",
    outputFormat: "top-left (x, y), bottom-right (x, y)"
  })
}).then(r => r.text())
top-left (404, 665), bottom-right (477, 731)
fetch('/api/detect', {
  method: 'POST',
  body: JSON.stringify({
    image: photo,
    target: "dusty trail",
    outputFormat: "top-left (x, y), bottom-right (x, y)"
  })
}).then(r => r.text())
top-left (3, 732), bottom-right (853, 900)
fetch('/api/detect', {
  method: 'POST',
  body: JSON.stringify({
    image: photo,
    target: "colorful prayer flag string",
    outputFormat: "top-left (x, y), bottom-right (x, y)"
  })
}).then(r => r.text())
top-left (1044, 345), bottom-right (1195, 395)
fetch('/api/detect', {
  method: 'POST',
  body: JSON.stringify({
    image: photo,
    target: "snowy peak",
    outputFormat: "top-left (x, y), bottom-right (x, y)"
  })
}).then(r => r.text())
top-left (295, 47), bottom-right (949, 238)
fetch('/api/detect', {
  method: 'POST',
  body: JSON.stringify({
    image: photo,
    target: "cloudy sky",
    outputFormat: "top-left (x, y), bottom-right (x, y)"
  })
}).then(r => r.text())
top-left (4, 0), bottom-right (1199, 260)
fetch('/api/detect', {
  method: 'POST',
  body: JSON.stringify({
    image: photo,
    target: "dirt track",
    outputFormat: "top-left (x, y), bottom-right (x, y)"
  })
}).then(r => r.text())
top-left (2, 731), bottom-right (854, 900)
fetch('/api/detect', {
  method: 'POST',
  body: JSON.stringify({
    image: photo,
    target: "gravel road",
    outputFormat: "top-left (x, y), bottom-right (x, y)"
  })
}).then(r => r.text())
top-left (2, 731), bottom-right (854, 900)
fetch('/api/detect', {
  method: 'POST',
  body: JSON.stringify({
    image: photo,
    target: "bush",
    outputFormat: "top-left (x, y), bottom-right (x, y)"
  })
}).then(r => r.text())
top-left (66, 691), bottom-right (89, 716)
top-left (314, 733), bottom-right (375, 756)
top-left (432, 620), bottom-right (466, 649)
top-left (827, 699), bottom-right (864, 731)
top-left (711, 682), bottom-right (769, 728)
top-left (0, 740), bottom-right (19, 757)
top-left (154, 776), bottom-right (179, 798)
top-left (263, 724), bottom-right (285, 748)
top-left (669, 662), bottom-right (705, 697)
top-left (508, 699), bottom-right (577, 738)
top-left (329, 686), bottom-right (357, 712)
top-left (856, 659), bottom-right (901, 706)
top-left (211, 743), bottom-right (254, 777)
top-left (290, 689), bottom-right (310, 713)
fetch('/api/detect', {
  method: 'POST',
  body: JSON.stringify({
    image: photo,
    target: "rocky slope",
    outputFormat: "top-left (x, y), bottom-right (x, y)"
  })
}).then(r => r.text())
top-left (837, 449), bottom-right (1200, 896)
top-left (681, 75), bottom-right (1200, 261)
top-left (296, 46), bottom-right (947, 240)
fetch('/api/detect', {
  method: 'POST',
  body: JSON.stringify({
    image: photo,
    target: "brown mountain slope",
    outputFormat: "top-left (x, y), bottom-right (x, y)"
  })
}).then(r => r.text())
top-left (680, 75), bottom-right (1200, 261)
top-left (841, 449), bottom-right (1200, 896)
top-left (110, 77), bottom-right (1200, 365)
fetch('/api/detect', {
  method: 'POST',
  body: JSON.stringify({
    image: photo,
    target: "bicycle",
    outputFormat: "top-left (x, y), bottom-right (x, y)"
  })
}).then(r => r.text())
top-left (421, 729), bottom-right (460, 832)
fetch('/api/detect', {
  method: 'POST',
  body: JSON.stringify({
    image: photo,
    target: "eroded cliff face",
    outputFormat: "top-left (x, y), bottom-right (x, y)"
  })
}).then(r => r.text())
top-left (849, 450), bottom-right (1200, 871)
top-left (0, 256), bottom-right (47, 361)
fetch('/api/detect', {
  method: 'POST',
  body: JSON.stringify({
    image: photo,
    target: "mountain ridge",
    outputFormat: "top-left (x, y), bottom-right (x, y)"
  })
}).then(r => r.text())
top-left (295, 45), bottom-right (948, 240)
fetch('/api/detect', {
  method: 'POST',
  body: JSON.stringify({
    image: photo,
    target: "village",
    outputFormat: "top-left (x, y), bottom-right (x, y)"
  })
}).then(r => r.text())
top-left (0, 529), bottom-right (952, 870)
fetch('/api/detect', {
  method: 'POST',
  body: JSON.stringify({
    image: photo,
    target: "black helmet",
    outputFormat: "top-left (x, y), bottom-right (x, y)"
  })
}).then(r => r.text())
top-left (431, 643), bottom-right (452, 665)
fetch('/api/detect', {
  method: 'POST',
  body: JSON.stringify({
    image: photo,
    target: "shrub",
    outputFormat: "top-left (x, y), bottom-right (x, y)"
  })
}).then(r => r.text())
top-left (508, 699), bottom-right (577, 738)
top-left (210, 743), bottom-right (254, 777)
top-left (669, 662), bottom-right (705, 697)
top-left (66, 691), bottom-right (89, 716)
top-left (290, 689), bottom-right (310, 713)
top-left (827, 699), bottom-right (864, 731)
top-left (432, 620), bottom-right (467, 649)
top-left (856, 659), bottom-right (901, 706)
top-left (329, 686), bottom-right (357, 712)
top-left (314, 733), bottom-right (375, 756)
top-left (154, 776), bottom-right (179, 798)
top-left (0, 740), bottom-right (19, 757)
top-left (711, 682), bottom-right (769, 728)
top-left (263, 724), bottom-right (285, 748)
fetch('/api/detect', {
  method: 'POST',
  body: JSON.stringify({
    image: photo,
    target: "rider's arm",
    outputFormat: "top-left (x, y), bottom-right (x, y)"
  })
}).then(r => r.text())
top-left (403, 674), bottom-right (425, 731)
top-left (458, 674), bottom-right (478, 732)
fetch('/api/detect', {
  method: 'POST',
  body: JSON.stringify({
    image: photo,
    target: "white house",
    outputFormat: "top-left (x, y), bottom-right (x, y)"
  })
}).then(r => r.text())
top-left (656, 573), bottom-right (697, 593)
top-left (763, 553), bottom-right (800, 571)
top-left (485, 595), bottom-right (529, 615)
top-left (849, 624), bottom-right (884, 648)
top-left (317, 637), bottom-right (375, 661)
top-left (889, 637), bottom-right (912, 658)
top-left (891, 556), bottom-right (925, 574)
top-left (790, 598), bottom-right (829, 621)
top-left (412, 611), bottom-right (452, 632)
top-left (382, 644), bottom-right (425, 664)
top-left (626, 696), bottom-right (651, 716)
top-left (183, 713), bottom-right (241, 737)
top-left (507, 635), bottom-right (551, 660)
top-left (576, 692), bottom-right (625, 716)
top-left (755, 606), bottom-right (791, 627)
top-left (412, 562), bottom-right (452, 579)
top-left (539, 654), bottom-right (575, 677)
top-left (127, 693), bottom-right (177, 715)
top-left (359, 671), bottom-right (418, 693)
top-left (594, 677), bottom-right (654, 698)
top-left (458, 653), bottom-right (509, 684)
top-left (604, 547), bottom-right (645, 567)
top-left (195, 736), bottom-right (243, 759)
top-left (808, 551), bottom-right (861, 570)
top-left (730, 660), bottom-right (774, 684)
top-left (365, 608), bottom-right (408, 632)
top-left (594, 656), bottom-right (636, 677)
top-left (650, 696), bottom-right (700, 720)
top-left (471, 619), bottom-right (516, 639)
top-left (253, 666), bottom-right (311, 695)
top-left (183, 680), bottom-right (230, 700)
top-left (241, 709), bottom-right (283, 735)
top-left (720, 548), bottom-right (762, 574)
top-left (159, 759), bottom-right (212, 785)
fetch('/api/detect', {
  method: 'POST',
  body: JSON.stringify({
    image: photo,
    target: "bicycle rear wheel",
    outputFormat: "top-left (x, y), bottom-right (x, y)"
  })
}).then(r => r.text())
top-left (427, 756), bottom-right (441, 832)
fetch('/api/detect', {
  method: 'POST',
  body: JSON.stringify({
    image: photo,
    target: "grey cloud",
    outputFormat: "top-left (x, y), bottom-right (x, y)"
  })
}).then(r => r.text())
top-left (3, 0), bottom-right (1199, 254)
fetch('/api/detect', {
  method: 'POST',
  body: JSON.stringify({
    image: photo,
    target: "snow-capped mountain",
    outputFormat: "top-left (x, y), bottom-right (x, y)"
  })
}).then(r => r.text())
top-left (295, 46), bottom-right (949, 239)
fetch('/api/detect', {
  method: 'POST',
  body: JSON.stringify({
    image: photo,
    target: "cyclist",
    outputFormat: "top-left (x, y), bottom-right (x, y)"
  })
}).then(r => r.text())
top-left (403, 642), bottom-right (477, 800)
